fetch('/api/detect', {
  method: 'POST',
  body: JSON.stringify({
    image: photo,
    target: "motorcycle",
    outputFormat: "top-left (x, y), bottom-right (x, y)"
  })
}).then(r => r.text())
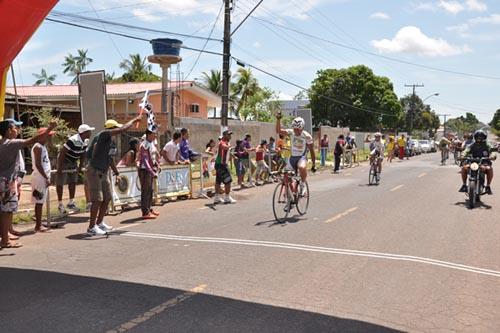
top-left (465, 157), bottom-right (490, 209)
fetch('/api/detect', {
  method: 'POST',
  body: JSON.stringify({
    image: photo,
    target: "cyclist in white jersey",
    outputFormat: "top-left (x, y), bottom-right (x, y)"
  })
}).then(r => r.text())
top-left (276, 114), bottom-right (316, 185)
top-left (370, 133), bottom-right (385, 178)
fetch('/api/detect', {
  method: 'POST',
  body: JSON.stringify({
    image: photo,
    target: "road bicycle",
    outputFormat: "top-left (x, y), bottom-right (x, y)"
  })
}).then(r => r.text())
top-left (368, 156), bottom-right (382, 185)
top-left (272, 169), bottom-right (309, 223)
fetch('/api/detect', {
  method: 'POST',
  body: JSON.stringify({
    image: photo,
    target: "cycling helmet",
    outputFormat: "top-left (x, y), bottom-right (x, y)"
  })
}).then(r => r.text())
top-left (291, 117), bottom-right (305, 130)
top-left (374, 132), bottom-right (382, 137)
top-left (473, 130), bottom-right (487, 141)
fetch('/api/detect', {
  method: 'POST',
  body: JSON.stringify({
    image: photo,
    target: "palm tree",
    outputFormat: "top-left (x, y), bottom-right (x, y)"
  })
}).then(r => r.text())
top-left (200, 70), bottom-right (222, 95)
top-left (33, 69), bottom-right (57, 86)
top-left (232, 68), bottom-right (258, 118)
top-left (62, 49), bottom-right (93, 84)
top-left (119, 54), bottom-right (154, 82)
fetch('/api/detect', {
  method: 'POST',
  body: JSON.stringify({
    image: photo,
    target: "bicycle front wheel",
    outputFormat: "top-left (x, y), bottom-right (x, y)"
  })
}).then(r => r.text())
top-left (369, 164), bottom-right (377, 185)
top-left (273, 183), bottom-right (291, 222)
top-left (296, 181), bottom-right (310, 215)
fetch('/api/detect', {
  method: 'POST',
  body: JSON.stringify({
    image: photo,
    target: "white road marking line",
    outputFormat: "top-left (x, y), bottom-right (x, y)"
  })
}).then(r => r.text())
top-left (106, 284), bottom-right (207, 333)
top-left (325, 207), bottom-right (359, 224)
top-left (121, 232), bottom-right (500, 279)
top-left (418, 173), bottom-right (427, 178)
top-left (115, 223), bottom-right (141, 231)
top-left (390, 185), bottom-right (404, 192)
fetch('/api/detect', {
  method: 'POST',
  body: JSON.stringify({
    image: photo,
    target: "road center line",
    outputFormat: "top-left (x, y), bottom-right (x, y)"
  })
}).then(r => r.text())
top-left (106, 284), bottom-right (207, 333)
top-left (121, 232), bottom-right (500, 279)
top-left (418, 173), bottom-right (427, 178)
top-left (325, 207), bottom-right (359, 223)
top-left (390, 185), bottom-right (404, 192)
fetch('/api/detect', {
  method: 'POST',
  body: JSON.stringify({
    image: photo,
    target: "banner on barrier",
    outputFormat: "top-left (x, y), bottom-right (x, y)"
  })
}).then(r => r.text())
top-left (112, 167), bottom-right (142, 205)
top-left (157, 165), bottom-right (191, 198)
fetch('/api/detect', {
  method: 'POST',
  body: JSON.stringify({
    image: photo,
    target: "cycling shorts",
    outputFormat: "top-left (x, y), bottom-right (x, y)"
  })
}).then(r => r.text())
top-left (287, 156), bottom-right (306, 172)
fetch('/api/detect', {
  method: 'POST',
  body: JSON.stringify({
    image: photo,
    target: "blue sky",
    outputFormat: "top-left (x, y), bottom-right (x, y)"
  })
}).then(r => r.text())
top-left (9, 0), bottom-right (500, 123)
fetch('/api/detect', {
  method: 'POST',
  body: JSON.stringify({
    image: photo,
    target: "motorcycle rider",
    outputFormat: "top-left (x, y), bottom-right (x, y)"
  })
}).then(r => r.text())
top-left (459, 130), bottom-right (495, 194)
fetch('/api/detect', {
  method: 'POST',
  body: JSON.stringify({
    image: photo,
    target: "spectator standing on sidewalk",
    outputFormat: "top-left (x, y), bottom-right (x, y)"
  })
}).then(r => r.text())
top-left (203, 139), bottom-right (217, 178)
top-left (31, 128), bottom-right (56, 233)
top-left (333, 135), bottom-right (345, 173)
top-left (179, 128), bottom-right (199, 163)
top-left (139, 128), bottom-right (160, 220)
top-left (397, 134), bottom-right (406, 160)
top-left (86, 116), bottom-right (142, 236)
top-left (233, 139), bottom-right (247, 188)
top-left (117, 138), bottom-right (140, 168)
top-left (0, 119), bottom-right (57, 248)
top-left (255, 140), bottom-right (270, 185)
top-left (387, 136), bottom-right (396, 163)
top-left (241, 134), bottom-right (256, 186)
top-left (214, 129), bottom-right (236, 204)
top-left (161, 131), bottom-right (182, 165)
top-left (56, 124), bottom-right (94, 214)
top-left (320, 134), bottom-right (329, 167)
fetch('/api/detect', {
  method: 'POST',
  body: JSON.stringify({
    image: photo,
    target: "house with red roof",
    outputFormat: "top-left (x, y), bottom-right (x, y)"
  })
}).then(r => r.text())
top-left (5, 81), bottom-right (221, 129)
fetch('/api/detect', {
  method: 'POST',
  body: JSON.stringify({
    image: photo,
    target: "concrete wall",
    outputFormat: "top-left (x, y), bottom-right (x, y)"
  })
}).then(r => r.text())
top-left (174, 117), bottom-right (276, 152)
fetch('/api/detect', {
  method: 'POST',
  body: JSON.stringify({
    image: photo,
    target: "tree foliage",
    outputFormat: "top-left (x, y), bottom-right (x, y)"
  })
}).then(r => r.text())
top-left (200, 69), bottom-right (222, 95)
top-left (62, 49), bottom-right (93, 84)
top-left (400, 94), bottom-right (440, 136)
top-left (446, 112), bottom-right (484, 135)
top-left (308, 65), bottom-right (403, 131)
top-left (32, 69), bottom-right (57, 86)
top-left (117, 54), bottom-right (160, 82)
top-left (489, 109), bottom-right (500, 133)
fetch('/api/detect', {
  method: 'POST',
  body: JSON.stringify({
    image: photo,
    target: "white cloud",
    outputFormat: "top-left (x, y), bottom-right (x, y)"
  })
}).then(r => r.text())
top-left (469, 13), bottom-right (500, 24)
top-left (371, 26), bottom-right (470, 57)
top-left (252, 41), bottom-right (262, 49)
top-left (131, 9), bottom-right (162, 22)
top-left (465, 0), bottom-right (487, 12)
top-left (438, 0), bottom-right (465, 14)
top-left (447, 14), bottom-right (500, 38)
top-left (370, 12), bottom-right (390, 20)
top-left (414, 0), bottom-right (487, 14)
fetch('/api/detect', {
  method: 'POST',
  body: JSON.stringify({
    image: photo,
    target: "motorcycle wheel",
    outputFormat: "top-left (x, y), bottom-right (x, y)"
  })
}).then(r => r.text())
top-left (468, 181), bottom-right (476, 209)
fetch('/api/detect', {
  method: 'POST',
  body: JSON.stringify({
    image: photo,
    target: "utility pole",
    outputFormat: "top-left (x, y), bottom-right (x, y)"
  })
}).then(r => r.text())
top-left (221, 0), bottom-right (232, 129)
top-left (405, 83), bottom-right (424, 134)
top-left (437, 113), bottom-right (452, 137)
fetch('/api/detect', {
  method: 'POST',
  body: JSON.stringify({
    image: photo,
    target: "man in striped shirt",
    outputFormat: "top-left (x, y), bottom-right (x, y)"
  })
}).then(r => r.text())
top-left (56, 124), bottom-right (94, 213)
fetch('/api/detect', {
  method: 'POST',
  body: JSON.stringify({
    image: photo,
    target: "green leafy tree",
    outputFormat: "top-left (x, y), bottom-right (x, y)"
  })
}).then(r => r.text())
top-left (446, 113), bottom-right (484, 135)
top-left (62, 49), bottom-right (93, 84)
top-left (489, 109), bottom-right (500, 134)
top-left (32, 69), bottom-right (57, 86)
top-left (232, 67), bottom-right (259, 119)
top-left (200, 69), bottom-right (222, 95)
top-left (239, 87), bottom-right (281, 122)
top-left (400, 94), bottom-right (440, 136)
top-left (308, 65), bottom-right (403, 131)
top-left (293, 90), bottom-right (308, 101)
top-left (118, 54), bottom-right (160, 82)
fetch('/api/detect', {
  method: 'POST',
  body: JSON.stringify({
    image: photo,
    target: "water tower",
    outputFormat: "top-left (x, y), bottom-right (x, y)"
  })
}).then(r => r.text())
top-left (148, 38), bottom-right (182, 132)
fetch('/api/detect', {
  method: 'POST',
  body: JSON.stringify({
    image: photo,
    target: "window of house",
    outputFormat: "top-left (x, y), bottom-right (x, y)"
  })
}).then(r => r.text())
top-left (190, 104), bottom-right (200, 113)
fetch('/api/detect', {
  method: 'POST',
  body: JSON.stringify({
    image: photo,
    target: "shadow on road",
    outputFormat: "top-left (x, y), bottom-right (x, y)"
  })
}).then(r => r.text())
top-left (255, 215), bottom-right (305, 227)
top-left (0, 267), bottom-right (403, 333)
top-left (454, 201), bottom-right (493, 210)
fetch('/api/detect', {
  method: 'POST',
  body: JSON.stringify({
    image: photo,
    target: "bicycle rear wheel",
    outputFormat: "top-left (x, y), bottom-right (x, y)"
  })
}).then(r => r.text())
top-left (272, 183), bottom-right (291, 222)
top-left (296, 180), bottom-right (310, 215)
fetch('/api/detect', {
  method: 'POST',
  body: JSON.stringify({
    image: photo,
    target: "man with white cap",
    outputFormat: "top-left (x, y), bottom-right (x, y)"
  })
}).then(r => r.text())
top-left (56, 124), bottom-right (95, 213)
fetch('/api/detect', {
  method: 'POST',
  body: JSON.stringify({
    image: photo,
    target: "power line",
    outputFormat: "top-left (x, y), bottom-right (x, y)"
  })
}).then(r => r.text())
top-left (45, 18), bottom-right (224, 57)
top-left (233, 57), bottom-right (400, 118)
top-left (249, 16), bottom-right (500, 81)
top-left (49, 11), bottom-right (223, 42)
top-left (86, 0), bottom-right (124, 60)
top-left (184, 1), bottom-right (224, 80)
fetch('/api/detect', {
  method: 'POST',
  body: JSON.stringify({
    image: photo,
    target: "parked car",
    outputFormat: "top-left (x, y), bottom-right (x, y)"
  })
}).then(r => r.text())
top-left (411, 140), bottom-right (421, 155)
top-left (429, 140), bottom-right (437, 152)
top-left (419, 140), bottom-right (431, 153)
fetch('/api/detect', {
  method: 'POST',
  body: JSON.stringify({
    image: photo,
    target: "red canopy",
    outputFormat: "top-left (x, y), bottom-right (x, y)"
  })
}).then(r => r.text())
top-left (1, 0), bottom-right (58, 119)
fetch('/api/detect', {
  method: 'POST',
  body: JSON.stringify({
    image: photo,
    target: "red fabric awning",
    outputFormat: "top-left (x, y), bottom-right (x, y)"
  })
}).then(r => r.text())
top-left (0, 0), bottom-right (58, 119)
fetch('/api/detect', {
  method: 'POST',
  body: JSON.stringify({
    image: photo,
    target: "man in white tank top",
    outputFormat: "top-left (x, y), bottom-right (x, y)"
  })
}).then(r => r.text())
top-left (31, 128), bottom-right (56, 232)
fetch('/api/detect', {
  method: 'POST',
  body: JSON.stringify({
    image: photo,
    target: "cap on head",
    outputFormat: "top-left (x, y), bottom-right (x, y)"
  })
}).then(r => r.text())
top-left (374, 132), bottom-right (382, 137)
top-left (78, 124), bottom-right (95, 134)
top-left (4, 118), bottom-right (23, 126)
top-left (222, 129), bottom-right (233, 136)
top-left (104, 119), bottom-right (123, 129)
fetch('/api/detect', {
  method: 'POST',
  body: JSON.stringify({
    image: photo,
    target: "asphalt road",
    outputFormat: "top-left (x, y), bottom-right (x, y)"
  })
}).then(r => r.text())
top-left (1, 153), bottom-right (500, 332)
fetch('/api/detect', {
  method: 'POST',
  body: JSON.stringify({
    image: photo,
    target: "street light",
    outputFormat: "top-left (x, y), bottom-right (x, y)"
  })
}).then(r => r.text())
top-left (423, 93), bottom-right (439, 102)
